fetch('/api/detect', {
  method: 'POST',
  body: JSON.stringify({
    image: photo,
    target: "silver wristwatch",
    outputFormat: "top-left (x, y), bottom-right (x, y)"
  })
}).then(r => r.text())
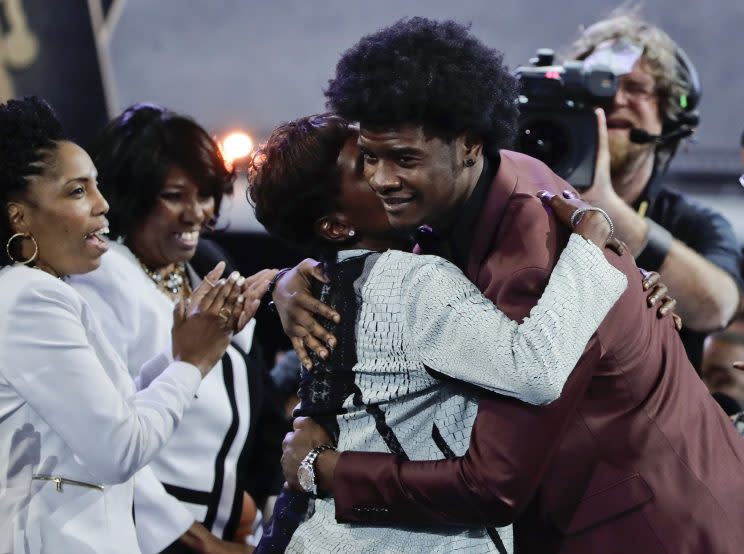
top-left (297, 444), bottom-right (336, 495)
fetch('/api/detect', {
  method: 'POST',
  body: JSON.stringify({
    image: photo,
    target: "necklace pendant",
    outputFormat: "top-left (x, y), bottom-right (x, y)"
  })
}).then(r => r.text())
top-left (138, 260), bottom-right (190, 301)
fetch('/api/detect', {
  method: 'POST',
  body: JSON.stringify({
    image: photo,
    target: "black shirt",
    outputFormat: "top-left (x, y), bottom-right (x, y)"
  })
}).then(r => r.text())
top-left (643, 187), bottom-right (744, 369)
top-left (416, 154), bottom-right (500, 272)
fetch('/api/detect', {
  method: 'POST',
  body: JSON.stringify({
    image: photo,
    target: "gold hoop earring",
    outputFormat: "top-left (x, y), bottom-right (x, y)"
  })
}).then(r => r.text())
top-left (6, 233), bottom-right (39, 265)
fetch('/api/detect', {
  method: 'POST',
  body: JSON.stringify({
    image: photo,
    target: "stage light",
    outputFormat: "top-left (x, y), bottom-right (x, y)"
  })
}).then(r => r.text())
top-left (220, 131), bottom-right (254, 170)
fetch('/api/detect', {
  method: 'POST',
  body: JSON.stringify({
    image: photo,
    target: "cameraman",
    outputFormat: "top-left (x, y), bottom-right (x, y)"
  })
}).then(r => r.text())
top-left (568, 11), bottom-right (743, 368)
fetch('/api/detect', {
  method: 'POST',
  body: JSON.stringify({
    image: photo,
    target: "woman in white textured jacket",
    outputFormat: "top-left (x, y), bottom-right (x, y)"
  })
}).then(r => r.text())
top-left (248, 114), bottom-right (629, 553)
top-left (0, 97), bottom-right (247, 554)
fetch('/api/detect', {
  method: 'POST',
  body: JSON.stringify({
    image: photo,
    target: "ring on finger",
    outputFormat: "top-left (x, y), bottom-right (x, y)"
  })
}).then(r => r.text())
top-left (204, 277), bottom-right (217, 287)
top-left (218, 307), bottom-right (231, 322)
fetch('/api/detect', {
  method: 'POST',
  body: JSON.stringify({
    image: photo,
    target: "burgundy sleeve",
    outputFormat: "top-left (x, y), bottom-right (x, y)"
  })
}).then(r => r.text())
top-left (332, 261), bottom-right (603, 526)
top-left (333, 361), bottom-right (600, 526)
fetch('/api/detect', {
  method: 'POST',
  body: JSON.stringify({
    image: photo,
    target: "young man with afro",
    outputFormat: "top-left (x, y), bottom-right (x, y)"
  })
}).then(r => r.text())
top-left (275, 17), bottom-right (744, 554)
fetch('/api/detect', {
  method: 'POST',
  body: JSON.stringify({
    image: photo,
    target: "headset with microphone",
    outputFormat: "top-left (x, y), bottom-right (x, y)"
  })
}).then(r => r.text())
top-left (629, 46), bottom-right (701, 146)
top-left (629, 126), bottom-right (695, 145)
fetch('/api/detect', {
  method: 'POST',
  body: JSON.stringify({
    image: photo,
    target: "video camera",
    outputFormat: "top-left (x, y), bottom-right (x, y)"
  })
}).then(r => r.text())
top-left (515, 49), bottom-right (618, 190)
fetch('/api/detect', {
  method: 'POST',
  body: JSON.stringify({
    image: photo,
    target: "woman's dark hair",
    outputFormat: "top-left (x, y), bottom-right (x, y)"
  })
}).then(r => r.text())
top-left (91, 103), bottom-right (234, 240)
top-left (325, 17), bottom-right (520, 159)
top-left (0, 97), bottom-right (65, 266)
top-left (247, 113), bottom-right (354, 255)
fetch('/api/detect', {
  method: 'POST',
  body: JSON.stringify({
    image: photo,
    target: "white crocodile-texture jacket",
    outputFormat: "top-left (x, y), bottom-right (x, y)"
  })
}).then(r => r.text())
top-left (287, 234), bottom-right (627, 554)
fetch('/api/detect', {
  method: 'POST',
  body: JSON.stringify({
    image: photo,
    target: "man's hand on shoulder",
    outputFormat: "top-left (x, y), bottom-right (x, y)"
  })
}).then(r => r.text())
top-left (641, 270), bottom-right (683, 330)
top-left (272, 259), bottom-right (340, 369)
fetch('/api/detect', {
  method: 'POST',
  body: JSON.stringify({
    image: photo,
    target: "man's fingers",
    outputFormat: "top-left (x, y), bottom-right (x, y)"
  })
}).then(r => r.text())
top-left (672, 313), bottom-right (683, 331)
top-left (296, 292), bottom-right (341, 324)
top-left (733, 361), bottom-right (744, 370)
top-left (547, 194), bottom-right (579, 227)
top-left (282, 431), bottom-right (293, 450)
top-left (606, 237), bottom-right (626, 255)
top-left (302, 334), bottom-right (329, 360)
top-left (642, 271), bottom-right (661, 290)
top-left (293, 416), bottom-right (310, 431)
top-left (658, 296), bottom-right (676, 316)
top-left (308, 262), bottom-right (330, 284)
top-left (289, 315), bottom-right (337, 350)
top-left (647, 284), bottom-right (669, 307)
top-left (296, 258), bottom-right (330, 284)
top-left (595, 107), bottom-right (610, 167)
top-left (290, 336), bottom-right (312, 370)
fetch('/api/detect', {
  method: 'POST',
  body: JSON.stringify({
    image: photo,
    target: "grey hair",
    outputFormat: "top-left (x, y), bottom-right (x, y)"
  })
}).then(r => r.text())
top-left (567, 8), bottom-right (691, 125)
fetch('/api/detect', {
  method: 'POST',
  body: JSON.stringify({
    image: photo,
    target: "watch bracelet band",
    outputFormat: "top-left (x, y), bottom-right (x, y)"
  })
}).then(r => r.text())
top-left (635, 218), bottom-right (673, 272)
top-left (264, 267), bottom-right (292, 313)
top-left (300, 444), bottom-right (336, 495)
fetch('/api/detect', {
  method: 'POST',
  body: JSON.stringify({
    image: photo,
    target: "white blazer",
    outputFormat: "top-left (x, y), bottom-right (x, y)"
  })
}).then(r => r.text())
top-left (70, 242), bottom-right (256, 551)
top-left (0, 265), bottom-right (201, 554)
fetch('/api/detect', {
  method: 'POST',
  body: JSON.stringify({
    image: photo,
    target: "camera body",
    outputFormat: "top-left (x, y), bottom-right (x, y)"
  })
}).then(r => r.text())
top-left (515, 49), bottom-right (618, 190)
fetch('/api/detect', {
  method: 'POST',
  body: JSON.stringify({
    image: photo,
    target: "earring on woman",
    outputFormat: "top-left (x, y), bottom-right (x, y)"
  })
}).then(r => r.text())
top-left (348, 229), bottom-right (356, 237)
top-left (6, 232), bottom-right (39, 265)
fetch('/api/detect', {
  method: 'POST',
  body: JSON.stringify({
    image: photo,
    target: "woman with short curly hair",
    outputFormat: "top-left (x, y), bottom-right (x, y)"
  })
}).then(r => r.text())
top-left (249, 113), bottom-right (627, 553)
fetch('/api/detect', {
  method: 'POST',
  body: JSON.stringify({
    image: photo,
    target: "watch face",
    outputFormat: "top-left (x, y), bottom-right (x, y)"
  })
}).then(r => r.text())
top-left (298, 463), bottom-right (314, 493)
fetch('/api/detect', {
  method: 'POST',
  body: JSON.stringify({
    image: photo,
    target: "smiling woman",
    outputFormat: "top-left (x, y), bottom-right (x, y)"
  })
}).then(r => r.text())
top-left (0, 97), bottom-right (245, 554)
top-left (1, 103), bottom-right (109, 277)
top-left (69, 103), bottom-right (285, 553)
top-left (19, 141), bottom-right (110, 273)
top-left (91, 103), bottom-right (233, 294)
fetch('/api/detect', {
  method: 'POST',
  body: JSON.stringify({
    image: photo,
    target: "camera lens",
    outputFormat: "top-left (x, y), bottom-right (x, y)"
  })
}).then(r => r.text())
top-left (518, 120), bottom-right (573, 176)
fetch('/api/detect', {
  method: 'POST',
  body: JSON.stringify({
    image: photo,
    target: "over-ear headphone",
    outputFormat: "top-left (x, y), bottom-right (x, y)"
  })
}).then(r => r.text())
top-left (632, 45), bottom-right (701, 146)
top-left (670, 46), bottom-right (700, 129)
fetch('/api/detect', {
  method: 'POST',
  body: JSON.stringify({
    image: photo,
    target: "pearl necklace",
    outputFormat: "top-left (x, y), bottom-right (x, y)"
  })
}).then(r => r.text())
top-left (138, 260), bottom-right (192, 301)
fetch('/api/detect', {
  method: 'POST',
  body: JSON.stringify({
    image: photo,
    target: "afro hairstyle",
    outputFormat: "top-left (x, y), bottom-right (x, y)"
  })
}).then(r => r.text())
top-left (325, 17), bottom-right (520, 159)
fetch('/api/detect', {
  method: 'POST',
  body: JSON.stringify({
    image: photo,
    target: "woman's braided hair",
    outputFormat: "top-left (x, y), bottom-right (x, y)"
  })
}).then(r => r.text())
top-left (0, 97), bottom-right (65, 266)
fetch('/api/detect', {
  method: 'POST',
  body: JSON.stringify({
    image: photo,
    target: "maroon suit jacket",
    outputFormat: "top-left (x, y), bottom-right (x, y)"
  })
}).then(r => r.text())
top-left (332, 151), bottom-right (744, 553)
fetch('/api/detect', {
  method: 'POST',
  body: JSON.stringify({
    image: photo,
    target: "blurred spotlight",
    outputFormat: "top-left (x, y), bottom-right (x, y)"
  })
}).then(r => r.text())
top-left (220, 131), bottom-right (254, 171)
top-left (215, 130), bottom-right (266, 233)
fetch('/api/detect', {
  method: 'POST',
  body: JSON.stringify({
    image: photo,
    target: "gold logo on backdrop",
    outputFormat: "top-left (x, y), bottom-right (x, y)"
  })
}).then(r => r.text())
top-left (0, 0), bottom-right (39, 101)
